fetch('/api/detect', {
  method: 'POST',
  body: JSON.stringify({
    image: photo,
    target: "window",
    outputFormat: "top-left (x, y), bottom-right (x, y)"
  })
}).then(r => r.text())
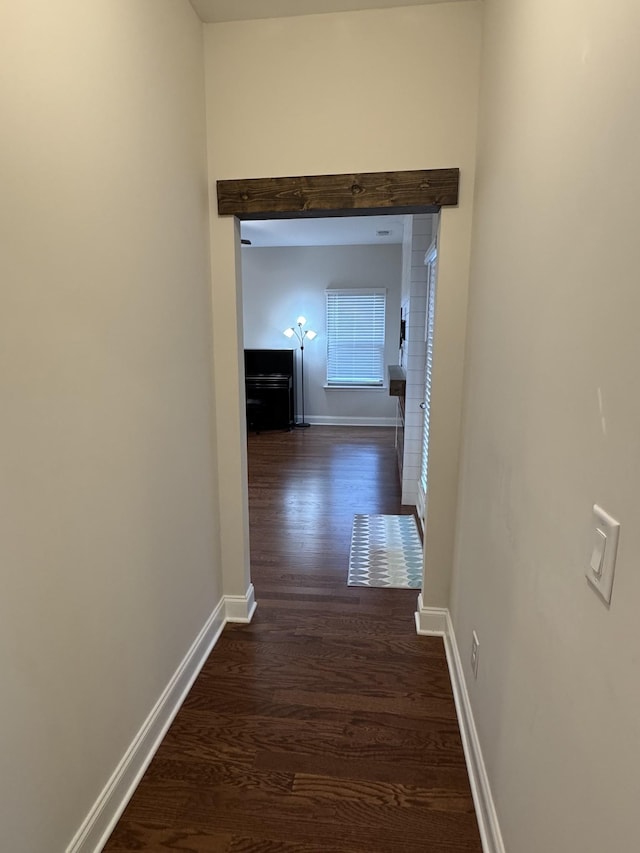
top-left (325, 288), bottom-right (386, 386)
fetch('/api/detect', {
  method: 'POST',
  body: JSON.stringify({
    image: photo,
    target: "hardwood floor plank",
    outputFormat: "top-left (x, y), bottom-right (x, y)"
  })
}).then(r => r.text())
top-left (105, 822), bottom-right (233, 852)
top-left (216, 633), bottom-right (446, 660)
top-left (103, 427), bottom-right (481, 853)
top-left (160, 711), bottom-right (352, 762)
top-left (291, 772), bottom-right (475, 811)
top-left (269, 688), bottom-right (458, 720)
top-left (254, 750), bottom-right (472, 790)
top-left (145, 757), bottom-right (294, 795)
top-left (180, 788), bottom-right (481, 853)
top-left (197, 652), bottom-right (454, 697)
top-left (225, 838), bottom-right (366, 853)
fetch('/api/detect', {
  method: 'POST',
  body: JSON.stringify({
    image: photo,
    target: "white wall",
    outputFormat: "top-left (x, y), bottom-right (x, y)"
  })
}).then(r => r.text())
top-left (242, 244), bottom-right (401, 423)
top-left (452, 0), bottom-right (640, 850)
top-left (0, 2), bottom-right (220, 850)
top-left (205, 1), bottom-right (482, 606)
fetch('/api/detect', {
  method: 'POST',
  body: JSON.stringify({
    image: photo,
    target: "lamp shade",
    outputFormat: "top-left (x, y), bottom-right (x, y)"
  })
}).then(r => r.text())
top-left (283, 327), bottom-right (295, 338)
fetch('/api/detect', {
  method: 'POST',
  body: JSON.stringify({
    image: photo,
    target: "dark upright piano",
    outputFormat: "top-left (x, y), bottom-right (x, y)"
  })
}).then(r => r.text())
top-left (244, 349), bottom-right (296, 432)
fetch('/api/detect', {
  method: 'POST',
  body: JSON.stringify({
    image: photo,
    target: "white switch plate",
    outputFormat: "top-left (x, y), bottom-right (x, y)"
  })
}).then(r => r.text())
top-left (471, 631), bottom-right (480, 679)
top-left (586, 504), bottom-right (620, 606)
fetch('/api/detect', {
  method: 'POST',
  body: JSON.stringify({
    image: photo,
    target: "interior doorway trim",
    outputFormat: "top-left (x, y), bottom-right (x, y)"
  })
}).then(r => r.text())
top-left (216, 168), bottom-right (459, 218)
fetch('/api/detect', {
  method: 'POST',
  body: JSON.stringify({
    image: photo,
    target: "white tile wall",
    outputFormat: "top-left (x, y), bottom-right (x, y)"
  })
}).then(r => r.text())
top-left (400, 294), bottom-right (410, 368)
top-left (401, 213), bottom-right (437, 505)
top-left (411, 215), bottom-right (432, 236)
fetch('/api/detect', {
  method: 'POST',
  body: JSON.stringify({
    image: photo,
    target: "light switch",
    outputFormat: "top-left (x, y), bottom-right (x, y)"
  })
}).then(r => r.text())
top-left (590, 528), bottom-right (606, 578)
top-left (586, 505), bottom-right (620, 606)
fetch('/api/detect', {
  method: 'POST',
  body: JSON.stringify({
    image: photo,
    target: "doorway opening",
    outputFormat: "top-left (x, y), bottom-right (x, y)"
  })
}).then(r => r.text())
top-left (239, 209), bottom-right (441, 581)
top-left (213, 166), bottom-right (460, 612)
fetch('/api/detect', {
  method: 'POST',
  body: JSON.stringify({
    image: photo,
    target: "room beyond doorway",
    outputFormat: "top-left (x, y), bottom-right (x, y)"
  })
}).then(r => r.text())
top-left (240, 213), bottom-right (406, 432)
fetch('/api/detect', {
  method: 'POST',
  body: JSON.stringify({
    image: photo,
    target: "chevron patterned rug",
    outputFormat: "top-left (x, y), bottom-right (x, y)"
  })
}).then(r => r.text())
top-left (347, 514), bottom-right (423, 589)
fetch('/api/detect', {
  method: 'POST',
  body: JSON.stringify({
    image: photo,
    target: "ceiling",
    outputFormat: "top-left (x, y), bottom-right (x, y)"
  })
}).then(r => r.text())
top-left (241, 215), bottom-right (406, 248)
top-left (190, 0), bottom-right (462, 24)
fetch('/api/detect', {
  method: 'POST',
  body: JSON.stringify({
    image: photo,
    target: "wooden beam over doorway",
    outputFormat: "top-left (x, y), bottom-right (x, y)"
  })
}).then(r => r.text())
top-left (216, 168), bottom-right (459, 218)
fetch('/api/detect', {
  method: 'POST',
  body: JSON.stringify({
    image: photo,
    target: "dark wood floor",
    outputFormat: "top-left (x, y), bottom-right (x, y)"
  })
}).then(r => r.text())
top-left (104, 427), bottom-right (482, 853)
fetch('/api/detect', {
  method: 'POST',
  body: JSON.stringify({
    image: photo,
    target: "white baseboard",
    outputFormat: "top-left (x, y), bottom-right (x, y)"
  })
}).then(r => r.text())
top-left (305, 415), bottom-right (397, 427)
top-left (414, 594), bottom-right (448, 634)
top-left (225, 583), bottom-right (257, 623)
top-left (415, 601), bottom-right (505, 853)
top-left (67, 588), bottom-right (257, 853)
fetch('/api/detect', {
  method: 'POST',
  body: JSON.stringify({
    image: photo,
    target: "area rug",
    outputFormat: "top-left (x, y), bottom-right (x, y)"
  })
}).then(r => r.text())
top-left (347, 514), bottom-right (423, 589)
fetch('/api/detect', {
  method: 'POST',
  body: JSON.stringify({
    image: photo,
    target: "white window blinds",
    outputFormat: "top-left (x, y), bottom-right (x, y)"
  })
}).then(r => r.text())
top-left (325, 289), bottom-right (386, 386)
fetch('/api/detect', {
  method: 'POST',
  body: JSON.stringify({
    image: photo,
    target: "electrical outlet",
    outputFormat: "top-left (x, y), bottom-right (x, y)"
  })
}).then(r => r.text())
top-left (471, 631), bottom-right (480, 679)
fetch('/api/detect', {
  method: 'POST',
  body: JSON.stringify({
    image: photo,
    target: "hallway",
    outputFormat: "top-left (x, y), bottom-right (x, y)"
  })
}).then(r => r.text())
top-left (104, 427), bottom-right (481, 852)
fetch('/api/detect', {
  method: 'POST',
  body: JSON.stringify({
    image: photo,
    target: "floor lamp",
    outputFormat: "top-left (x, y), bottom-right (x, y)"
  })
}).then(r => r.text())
top-left (283, 316), bottom-right (317, 429)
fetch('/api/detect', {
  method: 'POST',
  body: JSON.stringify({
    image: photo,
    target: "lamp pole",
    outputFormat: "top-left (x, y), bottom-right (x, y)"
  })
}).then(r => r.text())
top-left (298, 336), bottom-right (309, 428)
top-left (283, 316), bottom-right (316, 429)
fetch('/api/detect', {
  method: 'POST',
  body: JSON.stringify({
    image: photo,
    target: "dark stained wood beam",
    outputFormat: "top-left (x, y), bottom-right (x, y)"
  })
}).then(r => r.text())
top-left (216, 168), bottom-right (459, 218)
